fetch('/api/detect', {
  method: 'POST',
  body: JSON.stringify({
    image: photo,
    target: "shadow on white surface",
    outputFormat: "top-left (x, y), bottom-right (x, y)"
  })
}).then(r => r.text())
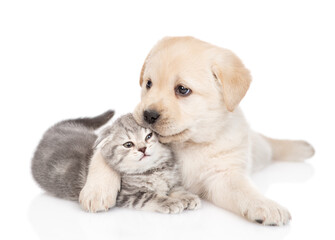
top-left (28, 162), bottom-right (314, 240)
top-left (252, 162), bottom-right (315, 192)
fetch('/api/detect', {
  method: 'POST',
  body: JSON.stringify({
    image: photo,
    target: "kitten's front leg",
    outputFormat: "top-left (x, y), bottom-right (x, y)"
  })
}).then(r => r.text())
top-left (169, 186), bottom-right (201, 210)
top-left (79, 150), bottom-right (120, 212)
top-left (118, 192), bottom-right (185, 214)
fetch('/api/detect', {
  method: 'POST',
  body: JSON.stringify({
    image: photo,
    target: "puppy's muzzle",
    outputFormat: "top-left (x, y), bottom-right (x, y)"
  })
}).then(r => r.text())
top-left (143, 110), bottom-right (160, 124)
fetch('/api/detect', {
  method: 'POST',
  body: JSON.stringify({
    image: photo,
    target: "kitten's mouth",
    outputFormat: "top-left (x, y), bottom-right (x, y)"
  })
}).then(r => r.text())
top-left (139, 154), bottom-right (150, 161)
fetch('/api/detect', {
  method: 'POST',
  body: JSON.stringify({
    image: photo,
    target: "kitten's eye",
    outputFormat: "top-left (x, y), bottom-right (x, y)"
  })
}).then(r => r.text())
top-left (145, 133), bottom-right (153, 141)
top-left (123, 142), bottom-right (134, 148)
top-left (146, 80), bottom-right (152, 89)
top-left (175, 85), bottom-right (192, 97)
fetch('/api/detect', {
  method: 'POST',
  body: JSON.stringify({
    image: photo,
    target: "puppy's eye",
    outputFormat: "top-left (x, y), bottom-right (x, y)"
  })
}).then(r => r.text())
top-left (146, 80), bottom-right (152, 89)
top-left (175, 85), bottom-right (192, 96)
top-left (123, 142), bottom-right (134, 148)
top-left (145, 133), bottom-right (153, 141)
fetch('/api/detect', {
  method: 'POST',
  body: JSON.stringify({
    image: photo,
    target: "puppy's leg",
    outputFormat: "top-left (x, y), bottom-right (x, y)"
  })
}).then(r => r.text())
top-left (265, 136), bottom-right (315, 162)
top-left (79, 150), bottom-right (120, 212)
top-left (169, 186), bottom-right (201, 210)
top-left (205, 171), bottom-right (291, 226)
top-left (250, 131), bottom-right (273, 171)
top-left (251, 131), bottom-right (315, 171)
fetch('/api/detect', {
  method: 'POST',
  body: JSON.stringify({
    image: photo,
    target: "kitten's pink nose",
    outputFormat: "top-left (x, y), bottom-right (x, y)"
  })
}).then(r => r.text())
top-left (138, 147), bottom-right (147, 154)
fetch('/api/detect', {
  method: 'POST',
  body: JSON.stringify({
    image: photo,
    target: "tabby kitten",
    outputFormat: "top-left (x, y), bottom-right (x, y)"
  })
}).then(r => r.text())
top-left (32, 111), bottom-right (200, 213)
top-left (96, 114), bottom-right (200, 213)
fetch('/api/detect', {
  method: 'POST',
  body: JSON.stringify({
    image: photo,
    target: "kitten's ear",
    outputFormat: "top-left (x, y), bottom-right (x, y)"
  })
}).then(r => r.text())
top-left (94, 128), bottom-right (113, 149)
top-left (93, 135), bottom-right (106, 149)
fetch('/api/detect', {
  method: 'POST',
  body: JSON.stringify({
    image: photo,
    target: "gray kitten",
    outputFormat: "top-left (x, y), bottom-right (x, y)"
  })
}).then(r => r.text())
top-left (32, 111), bottom-right (200, 213)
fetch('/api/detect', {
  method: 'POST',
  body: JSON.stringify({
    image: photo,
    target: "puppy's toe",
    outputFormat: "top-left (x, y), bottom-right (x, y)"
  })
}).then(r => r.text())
top-left (243, 198), bottom-right (291, 226)
top-left (79, 184), bottom-right (117, 212)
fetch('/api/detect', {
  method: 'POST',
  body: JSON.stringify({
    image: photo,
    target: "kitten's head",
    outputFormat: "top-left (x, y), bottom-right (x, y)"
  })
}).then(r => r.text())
top-left (95, 113), bottom-right (172, 174)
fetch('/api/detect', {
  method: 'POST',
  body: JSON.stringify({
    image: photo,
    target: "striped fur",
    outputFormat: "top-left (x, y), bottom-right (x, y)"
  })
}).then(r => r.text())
top-left (96, 114), bottom-right (201, 213)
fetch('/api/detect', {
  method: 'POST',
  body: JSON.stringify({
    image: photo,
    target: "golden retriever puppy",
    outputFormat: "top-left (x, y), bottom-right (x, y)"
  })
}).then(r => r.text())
top-left (132, 36), bottom-right (314, 225)
top-left (80, 36), bottom-right (314, 226)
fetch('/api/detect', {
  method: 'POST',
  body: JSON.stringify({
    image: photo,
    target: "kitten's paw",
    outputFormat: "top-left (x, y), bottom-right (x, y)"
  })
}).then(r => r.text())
top-left (177, 193), bottom-right (201, 210)
top-left (169, 190), bottom-right (201, 210)
top-left (242, 198), bottom-right (291, 226)
top-left (155, 198), bottom-right (185, 214)
top-left (184, 194), bottom-right (201, 210)
top-left (79, 184), bottom-right (118, 213)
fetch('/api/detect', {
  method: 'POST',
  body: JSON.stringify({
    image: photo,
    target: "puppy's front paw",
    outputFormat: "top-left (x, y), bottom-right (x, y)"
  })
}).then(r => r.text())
top-left (155, 198), bottom-right (185, 214)
top-left (242, 198), bottom-right (291, 226)
top-left (79, 184), bottom-right (118, 213)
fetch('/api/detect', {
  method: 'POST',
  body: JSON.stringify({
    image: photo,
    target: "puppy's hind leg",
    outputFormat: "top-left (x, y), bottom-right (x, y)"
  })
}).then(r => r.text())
top-left (250, 131), bottom-right (315, 171)
top-left (265, 136), bottom-right (315, 162)
top-left (250, 131), bottom-right (273, 171)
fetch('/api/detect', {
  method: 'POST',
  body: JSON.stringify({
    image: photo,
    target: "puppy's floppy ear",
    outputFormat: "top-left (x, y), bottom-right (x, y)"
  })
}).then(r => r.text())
top-left (139, 59), bottom-right (146, 86)
top-left (212, 49), bottom-right (252, 112)
top-left (139, 53), bottom-right (151, 86)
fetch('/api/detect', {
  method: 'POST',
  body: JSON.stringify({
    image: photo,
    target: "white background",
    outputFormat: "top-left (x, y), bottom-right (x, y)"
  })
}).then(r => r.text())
top-left (1, 0), bottom-right (334, 239)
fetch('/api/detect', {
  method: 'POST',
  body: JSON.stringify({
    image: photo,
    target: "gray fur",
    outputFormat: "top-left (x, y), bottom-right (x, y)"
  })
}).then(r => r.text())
top-left (31, 110), bottom-right (115, 200)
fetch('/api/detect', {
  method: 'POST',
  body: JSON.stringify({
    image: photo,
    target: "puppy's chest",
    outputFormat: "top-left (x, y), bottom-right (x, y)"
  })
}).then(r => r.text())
top-left (173, 144), bottom-right (219, 191)
top-left (174, 148), bottom-right (204, 181)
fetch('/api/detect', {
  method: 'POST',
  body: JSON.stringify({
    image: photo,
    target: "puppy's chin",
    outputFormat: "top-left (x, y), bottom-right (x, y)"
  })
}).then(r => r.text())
top-left (157, 129), bottom-right (191, 144)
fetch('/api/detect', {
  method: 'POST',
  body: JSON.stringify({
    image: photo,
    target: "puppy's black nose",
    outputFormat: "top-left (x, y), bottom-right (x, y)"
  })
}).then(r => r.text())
top-left (143, 110), bottom-right (160, 124)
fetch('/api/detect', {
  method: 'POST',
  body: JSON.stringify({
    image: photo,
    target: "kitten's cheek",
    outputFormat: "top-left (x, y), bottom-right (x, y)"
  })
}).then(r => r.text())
top-left (147, 147), bottom-right (154, 155)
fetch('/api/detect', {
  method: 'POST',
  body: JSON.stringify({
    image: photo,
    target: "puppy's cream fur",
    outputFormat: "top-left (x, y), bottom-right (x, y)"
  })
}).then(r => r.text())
top-left (80, 37), bottom-right (314, 225)
top-left (79, 150), bottom-right (120, 212)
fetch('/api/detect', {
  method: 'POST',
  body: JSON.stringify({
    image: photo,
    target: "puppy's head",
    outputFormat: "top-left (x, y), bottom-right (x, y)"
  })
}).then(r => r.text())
top-left (133, 36), bottom-right (251, 143)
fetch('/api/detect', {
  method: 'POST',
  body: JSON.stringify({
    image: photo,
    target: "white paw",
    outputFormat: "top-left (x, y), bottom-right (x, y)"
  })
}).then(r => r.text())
top-left (155, 198), bottom-right (185, 214)
top-left (242, 198), bottom-right (291, 226)
top-left (179, 193), bottom-right (202, 210)
top-left (187, 195), bottom-right (202, 210)
top-left (79, 183), bottom-right (118, 213)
